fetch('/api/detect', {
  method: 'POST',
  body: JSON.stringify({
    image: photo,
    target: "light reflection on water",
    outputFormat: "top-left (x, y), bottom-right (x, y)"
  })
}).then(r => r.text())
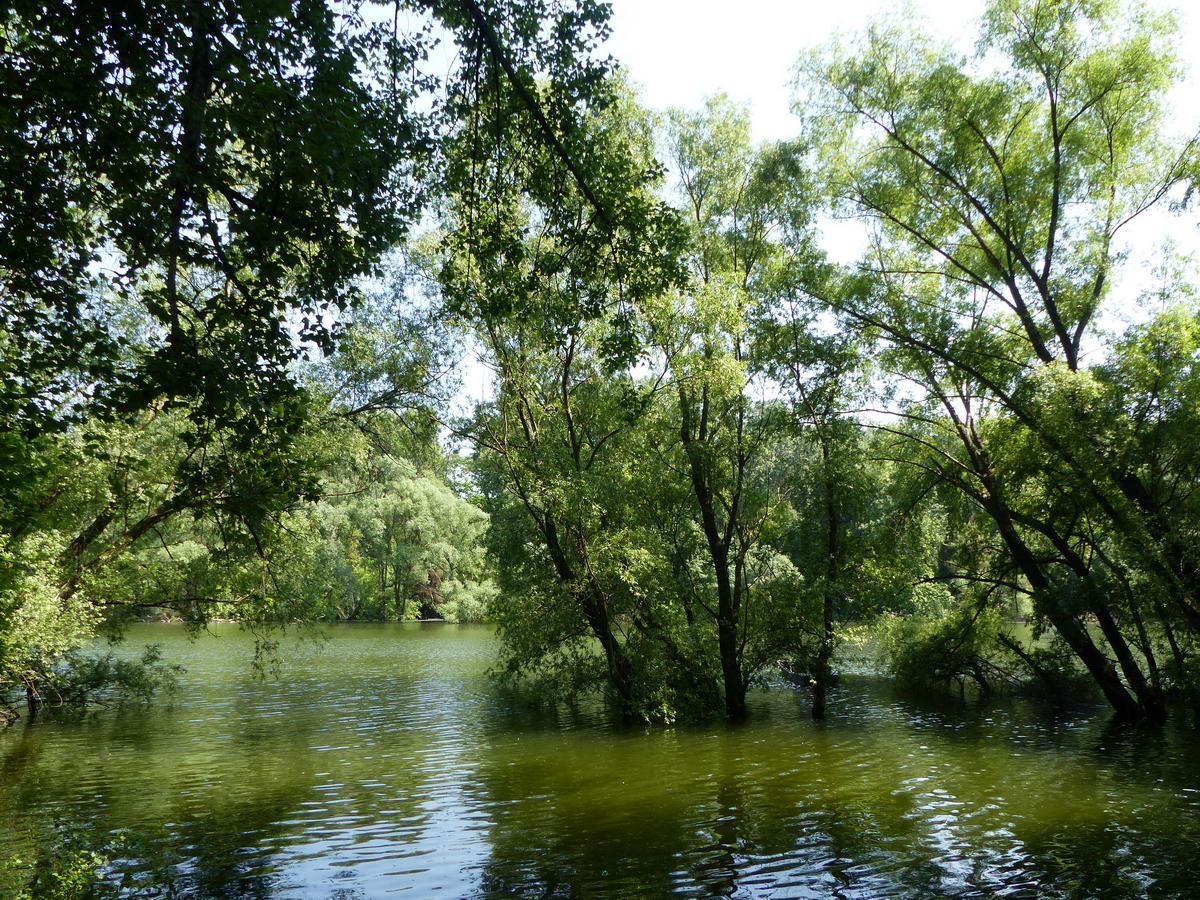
top-left (1, 623), bottom-right (1198, 898)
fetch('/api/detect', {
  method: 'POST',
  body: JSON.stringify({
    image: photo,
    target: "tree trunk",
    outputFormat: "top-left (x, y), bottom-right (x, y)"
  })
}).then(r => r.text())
top-left (1156, 600), bottom-right (1200, 729)
top-left (25, 684), bottom-right (41, 721)
top-left (1091, 600), bottom-right (1165, 721)
top-left (541, 519), bottom-right (638, 716)
top-left (813, 439), bottom-right (838, 720)
top-left (582, 585), bottom-right (637, 715)
top-left (691, 458), bottom-right (745, 719)
top-left (988, 502), bottom-right (1144, 720)
top-left (680, 384), bottom-right (748, 720)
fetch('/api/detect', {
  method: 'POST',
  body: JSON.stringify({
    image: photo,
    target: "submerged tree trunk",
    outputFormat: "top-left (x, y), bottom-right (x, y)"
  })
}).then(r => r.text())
top-left (949, 430), bottom-right (1151, 721)
top-left (689, 446), bottom-right (746, 720)
top-left (717, 598), bottom-right (746, 720)
top-left (1156, 600), bottom-right (1200, 729)
top-left (582, 584), bottom-right (637, 715)
top-left (539, 518), bottom-right (638, 716)
top-left (25, 684), bottom-right (41, 721)
top-left (682, 387), bottom-right (748, 721)
top-left (962, 448), bottom-right (1142, 717)
top-left (1090, 600), bottom-right (1165, 722)
top-left (991, 509), bottom-right (1143, 719)
top-left (812, 439), bottom-right (838, 720)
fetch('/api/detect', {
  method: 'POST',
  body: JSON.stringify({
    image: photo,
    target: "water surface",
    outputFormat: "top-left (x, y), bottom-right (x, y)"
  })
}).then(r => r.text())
top-left (2, 623), bottom-right (1198, 898)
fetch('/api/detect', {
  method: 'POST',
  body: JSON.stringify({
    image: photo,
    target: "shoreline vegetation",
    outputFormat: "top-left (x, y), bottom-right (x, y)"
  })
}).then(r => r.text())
top-left (0, 612), bottom-right (1118, 729)
top-left (4, 1), bottom-right (1200, 734)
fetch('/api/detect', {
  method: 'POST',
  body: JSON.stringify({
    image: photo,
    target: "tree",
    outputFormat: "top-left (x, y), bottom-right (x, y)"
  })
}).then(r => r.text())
top-left (471, 316), bottom-right (665, 715)
top-left (755, 317), bottom-right (864, 717)
top-left (1, 0), bottom-right (428, 454)
top-left (801, 0), bottom-right (1200, 720)
top-left (0, 0), bottom-right (649, 721)
top-left (653, 97), bottom-right (819, 719)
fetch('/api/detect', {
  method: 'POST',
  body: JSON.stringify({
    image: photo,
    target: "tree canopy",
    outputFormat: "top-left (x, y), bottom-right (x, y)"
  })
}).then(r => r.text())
top-left (4, 0), bottom-right (1200, 730)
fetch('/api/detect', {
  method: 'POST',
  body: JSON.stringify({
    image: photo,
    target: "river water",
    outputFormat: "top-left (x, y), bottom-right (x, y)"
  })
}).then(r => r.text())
top-left (2, 623), bottom-right (1199, 898)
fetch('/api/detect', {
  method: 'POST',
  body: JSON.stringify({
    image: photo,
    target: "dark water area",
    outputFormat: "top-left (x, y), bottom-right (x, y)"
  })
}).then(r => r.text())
top-left (2, 623), bottom-right (1199, 898)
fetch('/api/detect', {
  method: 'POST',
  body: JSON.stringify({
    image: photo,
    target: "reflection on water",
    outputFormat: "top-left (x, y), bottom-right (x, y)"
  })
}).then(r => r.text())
top-left (2, 623), bottom-right (1199, 898)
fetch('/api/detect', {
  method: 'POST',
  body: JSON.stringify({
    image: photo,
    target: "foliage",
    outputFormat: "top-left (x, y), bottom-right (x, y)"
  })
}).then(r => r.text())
top-left (0, 825), bottom-right (125, 900)
top-left (4, 0), bottom-right (1200, 731)
top-left (0, 0), bottom-right (629, 717)
top-left (793, 0), bottom-right (1200, 722)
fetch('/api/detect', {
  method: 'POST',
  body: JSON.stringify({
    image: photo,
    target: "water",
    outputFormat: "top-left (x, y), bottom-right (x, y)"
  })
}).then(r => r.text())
top-left (2, 623), bottom-right (1199, 898)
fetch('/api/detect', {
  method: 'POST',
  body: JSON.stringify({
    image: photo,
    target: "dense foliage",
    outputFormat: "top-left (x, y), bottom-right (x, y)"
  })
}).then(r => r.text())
top-left (0, 0), bottom-right (642, 721)
top-left (456, 0), bottom-right (1200, 724)
top-left (3, 0), bottom-right (1200, 735)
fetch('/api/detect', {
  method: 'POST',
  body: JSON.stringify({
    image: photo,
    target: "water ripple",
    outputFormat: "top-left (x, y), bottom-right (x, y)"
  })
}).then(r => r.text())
top-left (2, 623), bottom-right (1199, 899)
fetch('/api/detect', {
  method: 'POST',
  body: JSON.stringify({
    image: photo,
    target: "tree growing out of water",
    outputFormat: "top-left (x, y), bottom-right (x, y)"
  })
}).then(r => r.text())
top-left (798, 0), bottom-right (1200, 720)
top-left (463, 0), bottom-right (1200, 724)
top-left (5, 0), bottom-right (1200, 731)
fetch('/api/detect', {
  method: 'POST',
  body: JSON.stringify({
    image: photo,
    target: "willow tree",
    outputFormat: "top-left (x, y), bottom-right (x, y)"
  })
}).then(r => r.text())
top-left (427, 70), bottom-right (690, 715)
top-left (802, 0), bottom-right (1200, 719)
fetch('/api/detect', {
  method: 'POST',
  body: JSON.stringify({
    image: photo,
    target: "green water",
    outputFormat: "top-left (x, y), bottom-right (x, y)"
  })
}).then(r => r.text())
top-left (2, 624), bottom-right (1199, 898)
